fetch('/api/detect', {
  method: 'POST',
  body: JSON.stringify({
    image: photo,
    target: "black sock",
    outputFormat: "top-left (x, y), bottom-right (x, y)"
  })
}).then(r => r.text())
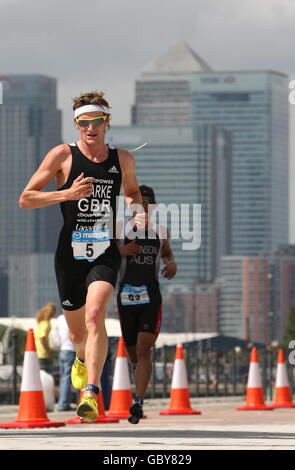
top-left (135, 396), bottom-right (143, 405)
top-left (85, 384), bottom-right (99, 395)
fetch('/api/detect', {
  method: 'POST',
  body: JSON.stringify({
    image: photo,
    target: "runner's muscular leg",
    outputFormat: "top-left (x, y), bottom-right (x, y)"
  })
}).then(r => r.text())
top-left (126, 345), bottom-right (138, 367)
top-left (63, 306), bottom-right (87, 361)
top-left (134, 331), bottom-right (157, 398)
top-left (84, 281), bottom-right (114, 391)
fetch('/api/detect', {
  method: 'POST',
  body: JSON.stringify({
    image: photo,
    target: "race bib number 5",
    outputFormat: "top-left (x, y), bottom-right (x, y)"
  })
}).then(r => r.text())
top-left (120, 284), bottom-right (150, 305)
top-left (71, 229), bottom-right (110, 262)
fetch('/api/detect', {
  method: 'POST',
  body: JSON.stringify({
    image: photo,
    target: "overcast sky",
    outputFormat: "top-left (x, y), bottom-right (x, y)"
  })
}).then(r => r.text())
top-left (1, 0), bottom-right (295, 240)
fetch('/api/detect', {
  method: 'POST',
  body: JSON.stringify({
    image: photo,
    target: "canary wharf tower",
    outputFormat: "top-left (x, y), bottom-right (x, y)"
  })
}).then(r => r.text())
top-left (191, 71), bottom-right (289, 256)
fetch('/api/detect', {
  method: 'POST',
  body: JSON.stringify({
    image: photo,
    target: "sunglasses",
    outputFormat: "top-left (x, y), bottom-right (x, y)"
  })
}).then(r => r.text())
top-left (75, 115), bottom-right (108, 128)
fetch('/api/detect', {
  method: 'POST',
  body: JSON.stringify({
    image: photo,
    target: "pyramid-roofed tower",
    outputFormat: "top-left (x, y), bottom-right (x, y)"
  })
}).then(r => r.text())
top-left (132, 40), bottom-right (212, 125)
top-left (142, 40), bottom-right (212, 75)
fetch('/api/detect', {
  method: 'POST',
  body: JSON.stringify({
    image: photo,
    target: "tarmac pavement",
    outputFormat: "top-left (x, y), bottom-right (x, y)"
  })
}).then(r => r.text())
top-left (0, 396), bottom-right (295, 453)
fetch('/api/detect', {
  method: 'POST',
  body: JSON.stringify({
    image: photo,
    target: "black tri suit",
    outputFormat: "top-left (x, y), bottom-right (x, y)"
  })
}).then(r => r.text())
top-left (117, 221), bottom-right (163, 347)
top-left (54, 143), bottom-right (122, 311)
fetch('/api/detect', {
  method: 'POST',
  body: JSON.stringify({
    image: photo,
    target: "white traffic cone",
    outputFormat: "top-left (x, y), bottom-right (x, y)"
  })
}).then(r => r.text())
top-left (237, 346), bottom-right (273, 411)
top-left (107, 337), bottom-right (133, 419)
top-left (271, 349), bottom-right (295, 408)
top-left (160, 342), bottom-right (201, 415)
top-left (0, 329), bottom-right (65, 428)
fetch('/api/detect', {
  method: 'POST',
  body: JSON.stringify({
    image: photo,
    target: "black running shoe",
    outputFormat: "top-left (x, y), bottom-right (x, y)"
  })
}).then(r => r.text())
top-left (128, 400), bottom-right (143, 424)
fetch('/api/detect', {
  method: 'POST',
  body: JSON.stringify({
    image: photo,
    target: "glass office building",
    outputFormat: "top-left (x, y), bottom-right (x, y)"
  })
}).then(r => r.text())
top-left (191, 71), bottom-right (289, 257)
top-left (217, 248), bottom-right (295, 344)
top-left (195, 282), bottom-right (218, 333)
top-left (217, 256), bottom-right (270, 343)
top-left (132, 40), bottom-right (212, 126)
top-left (0, 75), bottom-right (62, 265)
top-left (108, 124), bottom-right (231, 289)
top-left (8, 253), bottom-right (60, 317)
top-left (0, 75), bottom-right (62, 315)
top-left (267, 245), bottom-right (295, 343)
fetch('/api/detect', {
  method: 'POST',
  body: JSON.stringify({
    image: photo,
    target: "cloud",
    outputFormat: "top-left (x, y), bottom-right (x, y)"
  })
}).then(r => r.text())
top-left (1, 1), bottom-right (294, 87)
top-left (1, 0), bottom-right (294, 134)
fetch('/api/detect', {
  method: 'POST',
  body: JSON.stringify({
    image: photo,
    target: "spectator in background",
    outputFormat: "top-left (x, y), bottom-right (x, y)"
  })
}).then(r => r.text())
top-left (34, 302), bottom-right (57, 372)
top-left (57, 313), bottom-right (76, 411)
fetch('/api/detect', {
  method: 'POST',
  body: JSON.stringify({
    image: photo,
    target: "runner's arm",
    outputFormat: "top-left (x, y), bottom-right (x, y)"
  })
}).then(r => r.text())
top-left (119, 149), bottom-right (142, 207)
top-left (115, 219), bottom-right (141, 256)
top-left (118, 149), bottom-right (145, 229)
top-left (160, 228), bottom-right (177, 280)
top-left (19, 145), bottom-right (93, 209)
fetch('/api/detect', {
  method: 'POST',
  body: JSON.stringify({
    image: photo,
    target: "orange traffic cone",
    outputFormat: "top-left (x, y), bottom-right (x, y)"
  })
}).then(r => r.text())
top-left (65, 383), bottom-right (119, 424)
top-left (0, 329), bottom-right (65, 428)
top-left (107, 337), bottom-right (133, 419)
top-left (160, 342), bottom-right (201, 415)
top-left (271, 349), bottom-right (295, 408)
top-left (237, 346), bottom-right (273, 411)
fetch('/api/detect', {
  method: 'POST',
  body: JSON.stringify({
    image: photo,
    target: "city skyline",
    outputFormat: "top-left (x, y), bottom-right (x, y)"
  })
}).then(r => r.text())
top-left (0, 71), bottom-right (290, 341)
top-left (0, 2), bottom-right (294, 342)
top-left (106, 49), bottom-right (289, 341)
top-left (1, 2), bottom-right (294, 169)
top-left (2, 57), bottom-right (295, 243)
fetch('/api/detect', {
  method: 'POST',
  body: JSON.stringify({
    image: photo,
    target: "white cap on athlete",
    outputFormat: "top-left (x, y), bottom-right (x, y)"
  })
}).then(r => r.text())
top-left (74, 104), bottom-right (109, 119)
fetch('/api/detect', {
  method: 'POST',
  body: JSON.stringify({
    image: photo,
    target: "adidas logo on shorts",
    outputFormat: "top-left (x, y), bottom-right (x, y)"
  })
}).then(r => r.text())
top-left (62, 299), bottom-right (73, 307)
top-left (108, 165), bottom-right (119, 173)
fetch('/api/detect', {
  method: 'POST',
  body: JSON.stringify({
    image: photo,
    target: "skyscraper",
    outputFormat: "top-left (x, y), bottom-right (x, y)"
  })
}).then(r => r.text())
top-left (267, 245), bottom-right (295, 343)
top-left (132, 40), bottom-right (212, 126)
top-left (108, 124), bottom-right (231, 288)
top-left (191, 71), bottom-right (289, 257)
top-left (110, 42), bottom-right (231, 292)
top-left (218, 256), bottom-right (269, 343)
top-left (218, 249), bottom-right (295, 344)
top-left (0, 74), bottom-right (62, 261)
top-left (8, 253), bottom-right (59, 317)
top-left (195, 282), bottom-right (218, 333)
top-left (0, 74), bottom-right (62, 315)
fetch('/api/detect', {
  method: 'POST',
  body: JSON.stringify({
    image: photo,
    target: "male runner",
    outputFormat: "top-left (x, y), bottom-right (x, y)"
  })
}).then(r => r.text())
top-left (117, 185), bottom-right (177, 424)
top-left (19, 90), bottom-right (144, 422)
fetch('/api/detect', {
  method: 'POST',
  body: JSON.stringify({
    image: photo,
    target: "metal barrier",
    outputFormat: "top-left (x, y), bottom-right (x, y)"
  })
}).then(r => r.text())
top-left (0, 334), bottom-right (19, 404)
top-left (1, 335), bottom-right (295, 405)
top-left (142, 344), bottom-right (295, 401)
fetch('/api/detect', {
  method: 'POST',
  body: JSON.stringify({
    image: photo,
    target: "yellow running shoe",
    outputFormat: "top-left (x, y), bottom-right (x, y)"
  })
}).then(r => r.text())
top-left (77, 392), bottom-right (98, 422)
top-left (71, 355), bottom-right (88, 390)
